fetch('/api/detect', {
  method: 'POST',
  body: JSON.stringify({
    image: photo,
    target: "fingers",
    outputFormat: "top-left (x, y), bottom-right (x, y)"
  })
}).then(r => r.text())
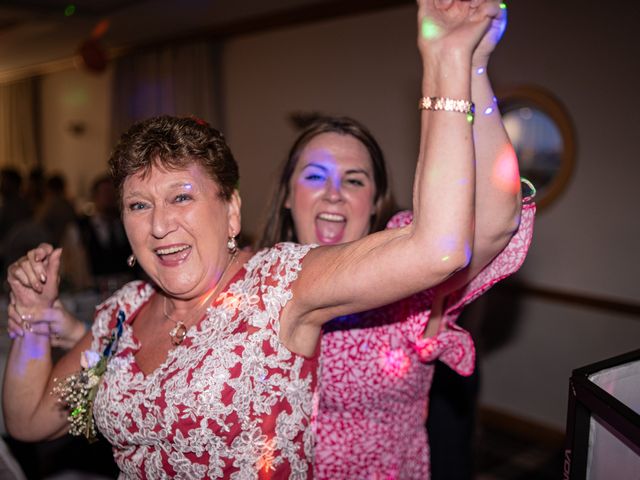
top-left (434, 0), bottom-right (454, 9)
top-left (7, 303), bottom-right (51, 338)
top-left (474, 0), bottom-right (501, 19)
top-left (42, 248), bottom-right (63, 302)
top-left (27, 248), bottom-right (49, 284)
top-left (7, 259), bottom-right (41, 293)
top-left (7, 300), bottom-right (65, 340)
top-left (46, 248), bottom-right (63, 281)
top-left (7, 244), bottom-right (56, 293)
top-left (7, 303), bottom-right (26, 339)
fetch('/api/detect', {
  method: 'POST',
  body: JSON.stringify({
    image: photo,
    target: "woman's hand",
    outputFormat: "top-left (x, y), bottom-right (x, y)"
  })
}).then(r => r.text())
top-left (472, 1), bottom-right (507, 68)
top-left (7, 297), bottom-right (86, 350)
top-left (7, 243), bottom-right (62, 311)
top-left (417, 0), bottom-right (502, 61)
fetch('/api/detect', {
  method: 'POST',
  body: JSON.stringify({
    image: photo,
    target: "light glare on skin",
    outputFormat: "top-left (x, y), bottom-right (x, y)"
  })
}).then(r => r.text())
top-left (437, 236), bottom-right (470, 265)
top-left (492, 146), bottom-right (521, 194)
top-left (438, 234), bottom-right (459, 262)
top-left (14, 335), bottom-right (50, 377)
top-left (464, 242), bottom-right (472, 265)
top-left (287, 132), bottom-right (376, 246)
top-left (421, 18), bottom-right (440, 40)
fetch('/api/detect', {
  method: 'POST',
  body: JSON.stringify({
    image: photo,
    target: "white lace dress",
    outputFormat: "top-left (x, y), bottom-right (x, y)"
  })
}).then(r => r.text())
top-left (90, 243), bottom-right (318, 479)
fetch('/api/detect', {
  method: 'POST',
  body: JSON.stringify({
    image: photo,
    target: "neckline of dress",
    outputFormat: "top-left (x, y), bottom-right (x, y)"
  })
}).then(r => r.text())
top-left (123, 263), bottom-right (248, 380)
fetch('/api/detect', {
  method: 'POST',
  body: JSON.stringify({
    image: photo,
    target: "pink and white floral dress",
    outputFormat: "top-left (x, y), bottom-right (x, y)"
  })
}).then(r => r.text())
top-left (314, 203), bottom-right (535, 479)
top-left (90, 243), bottom-right (318, 479)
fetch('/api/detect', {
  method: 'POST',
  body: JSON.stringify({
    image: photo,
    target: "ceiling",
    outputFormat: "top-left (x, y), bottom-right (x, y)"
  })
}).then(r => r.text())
top-left (0, 0), bottom-right (408, 82)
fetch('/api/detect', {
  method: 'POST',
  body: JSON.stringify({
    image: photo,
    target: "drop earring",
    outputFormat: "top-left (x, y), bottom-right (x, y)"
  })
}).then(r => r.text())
top-left (227, 236), bottom-right (238, 254)
top-left (127, 254), bottom-right (136, 268)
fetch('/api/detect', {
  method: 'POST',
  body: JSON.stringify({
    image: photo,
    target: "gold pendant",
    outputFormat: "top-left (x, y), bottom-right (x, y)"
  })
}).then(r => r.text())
top-left (169, 322), bottom-right (188, 345)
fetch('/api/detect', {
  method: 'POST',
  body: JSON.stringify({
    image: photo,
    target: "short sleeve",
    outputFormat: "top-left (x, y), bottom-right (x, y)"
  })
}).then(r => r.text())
top-left (384, 211), bottom-right (475, 375)
top-left (384, 203), bottom-right (536, 376)
top-left (444, 202), bottom-right (536, 316)
top-left (89, 280), bottom-right (151, 354)
top-left (249, 242), bottom-right (317, 335)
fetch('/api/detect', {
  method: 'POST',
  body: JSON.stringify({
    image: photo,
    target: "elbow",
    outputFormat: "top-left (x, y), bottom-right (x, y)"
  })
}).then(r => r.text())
top-left (430, 242), bottom-right (473, 281)
top-left (480, 201), bottom-right (522, 249)
top-left (4, 419), bottom-right (35, 442)
top-left (4, 421), bottom-right (58, 443)
top-left (3, 410), bottom-right (58, 443)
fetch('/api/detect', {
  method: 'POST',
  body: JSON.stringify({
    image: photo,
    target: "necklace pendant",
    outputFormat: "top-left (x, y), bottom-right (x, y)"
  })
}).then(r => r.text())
top-left (169, 322), bottom-right (187, 345)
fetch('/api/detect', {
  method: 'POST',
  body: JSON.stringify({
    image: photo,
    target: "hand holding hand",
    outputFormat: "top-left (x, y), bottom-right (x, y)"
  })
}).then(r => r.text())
top-left (7, 297), bottom-right (86, 349)
top-left (7, 243), bottom-right (62, 310)
top-left (417, 0), bottom-right (502, 62)
top-left (473, 1), bottom-right (506, 67)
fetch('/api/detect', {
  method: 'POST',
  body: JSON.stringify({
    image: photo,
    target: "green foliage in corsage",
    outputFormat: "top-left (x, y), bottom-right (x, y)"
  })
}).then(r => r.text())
top-left (53, 310), bottom-right (125, 442)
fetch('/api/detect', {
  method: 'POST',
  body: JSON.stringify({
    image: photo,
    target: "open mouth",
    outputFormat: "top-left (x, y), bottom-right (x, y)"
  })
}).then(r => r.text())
top-left (315, 212), bottom-right (346, 244)
top-left (154, 244), bottom-right (191, 263)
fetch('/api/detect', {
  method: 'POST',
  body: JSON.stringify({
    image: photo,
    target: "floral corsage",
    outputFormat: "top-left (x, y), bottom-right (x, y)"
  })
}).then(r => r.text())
top-left (53, 310), bottom-right (125, 442)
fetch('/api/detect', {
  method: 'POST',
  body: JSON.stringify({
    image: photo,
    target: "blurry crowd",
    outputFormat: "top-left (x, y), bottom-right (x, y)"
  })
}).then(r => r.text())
top-left (0, 166), bottom-right (134, 297)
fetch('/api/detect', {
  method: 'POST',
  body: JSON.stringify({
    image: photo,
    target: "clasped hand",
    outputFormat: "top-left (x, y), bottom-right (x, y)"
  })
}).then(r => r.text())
top-left (417, 0), bottom-right (505, 62)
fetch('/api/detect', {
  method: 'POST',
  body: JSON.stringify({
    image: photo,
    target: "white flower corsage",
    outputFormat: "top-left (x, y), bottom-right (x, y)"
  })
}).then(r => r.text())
top-left (53, 310), bottom-right (125, 442)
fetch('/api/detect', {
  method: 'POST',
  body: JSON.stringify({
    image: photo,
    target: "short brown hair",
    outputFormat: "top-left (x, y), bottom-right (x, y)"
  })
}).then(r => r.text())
top-left (257, 115), bottom-right (395, 249)
top-left (109, 116), bottom-right (239, 205)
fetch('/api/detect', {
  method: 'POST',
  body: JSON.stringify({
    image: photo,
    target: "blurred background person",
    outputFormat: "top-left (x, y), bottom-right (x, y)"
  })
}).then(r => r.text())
top-left (36, 173), bottom-right (77, 248)
top-left (75, 174), bottom-right (133, 292)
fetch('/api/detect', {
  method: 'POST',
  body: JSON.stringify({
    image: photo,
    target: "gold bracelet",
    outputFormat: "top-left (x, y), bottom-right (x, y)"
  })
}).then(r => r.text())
top-left (419, 96), bottom-right (475, 123)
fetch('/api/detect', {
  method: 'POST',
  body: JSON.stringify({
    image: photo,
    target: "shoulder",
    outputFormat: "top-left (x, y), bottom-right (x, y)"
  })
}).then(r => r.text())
top-left (91, 280), bottom-right (152, 347)
top-left (95, 280), bottom-right (153, 322)
top-left (247, 242), bottom-right (317, 274)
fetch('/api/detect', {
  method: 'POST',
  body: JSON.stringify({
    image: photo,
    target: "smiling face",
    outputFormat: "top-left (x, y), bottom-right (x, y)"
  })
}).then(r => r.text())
top-left (286, 132), bottom-right (376, 245)
top-left (122, 162), bottom-right (241, 300)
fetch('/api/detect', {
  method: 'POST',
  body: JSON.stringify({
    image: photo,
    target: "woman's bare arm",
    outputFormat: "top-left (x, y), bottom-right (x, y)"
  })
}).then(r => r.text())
top-left (283, 0), bottom-right (502, 354)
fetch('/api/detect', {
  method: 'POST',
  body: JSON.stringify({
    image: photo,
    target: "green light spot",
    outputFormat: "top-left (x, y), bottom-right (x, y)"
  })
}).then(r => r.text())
top-left (421, 18), bottom-right (440, 40)
top-left (500, 3), bottom-right (507, 9)
top-left (467, 113), bottom-right (474, 124)
top-left (63, 89), bottom-right (89, 107)
top-left (65, 5), bottom-right (76, 17)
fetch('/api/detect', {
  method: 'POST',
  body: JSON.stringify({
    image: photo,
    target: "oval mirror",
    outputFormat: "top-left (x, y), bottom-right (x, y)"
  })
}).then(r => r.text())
top-left (498, 86), bottom-right (576, 210)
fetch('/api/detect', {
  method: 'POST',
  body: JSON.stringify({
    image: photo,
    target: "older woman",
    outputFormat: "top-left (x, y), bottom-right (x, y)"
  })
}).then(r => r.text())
top-left (4, 1), bottom-right (502, 478)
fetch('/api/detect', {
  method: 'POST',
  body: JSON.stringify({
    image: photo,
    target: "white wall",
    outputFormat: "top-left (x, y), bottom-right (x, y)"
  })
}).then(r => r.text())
top-left (222, 0), bottom-right (640, 430)
top-left (40, 67), bottom-right (113, 206)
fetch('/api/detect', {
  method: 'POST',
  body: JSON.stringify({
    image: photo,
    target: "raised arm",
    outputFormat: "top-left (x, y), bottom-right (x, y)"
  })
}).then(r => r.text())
top-left (426, 2), bottom-right (522, 308)
top-left (283, 0), bottom-right (502, 352)
top-left (467, 1), bottom-right (521, 274)
top-left (2, 245), bottom-right (91, 441)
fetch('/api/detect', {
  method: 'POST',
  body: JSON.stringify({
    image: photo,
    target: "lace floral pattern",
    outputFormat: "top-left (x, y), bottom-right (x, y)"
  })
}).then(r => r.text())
top-left (90, 243), bottom-right (317, 479)
top-left (315, 204), bottom-right (535, 479)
